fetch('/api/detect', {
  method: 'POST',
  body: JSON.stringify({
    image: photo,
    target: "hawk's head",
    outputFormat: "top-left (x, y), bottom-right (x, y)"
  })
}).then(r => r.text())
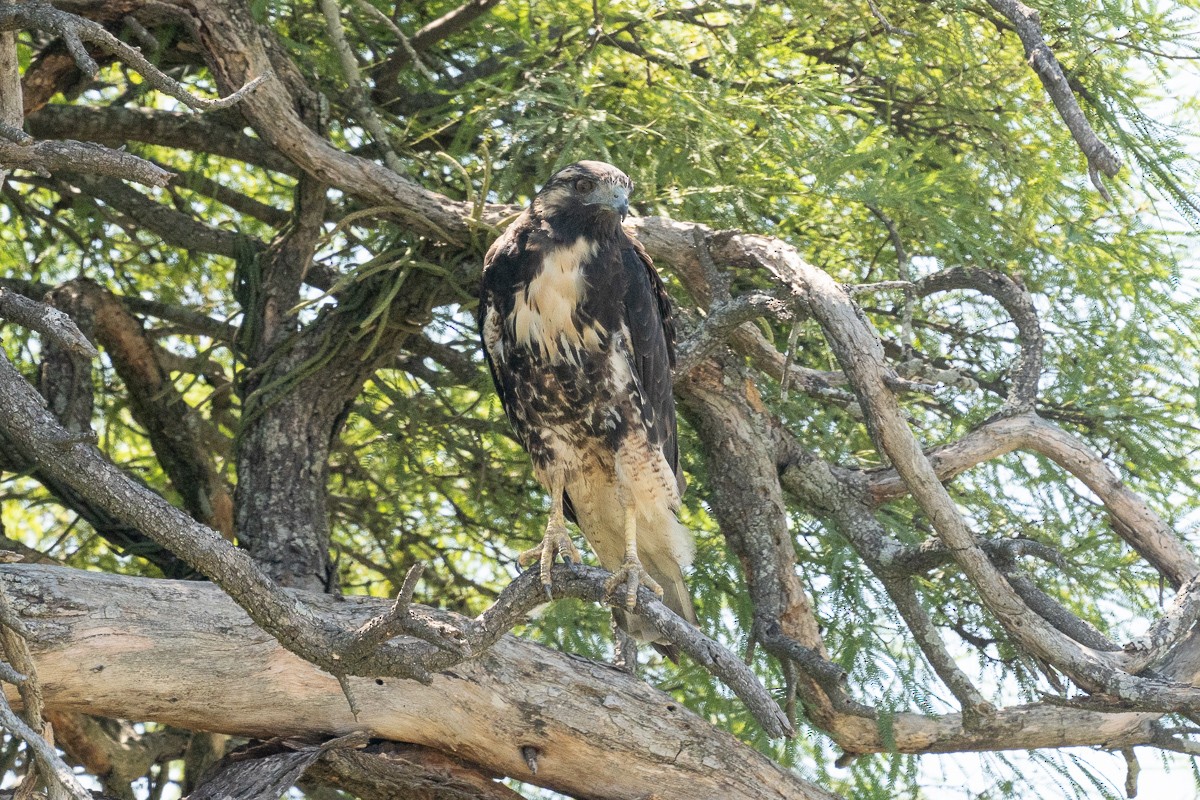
top-left (533, 161), bottom-right (633, 233)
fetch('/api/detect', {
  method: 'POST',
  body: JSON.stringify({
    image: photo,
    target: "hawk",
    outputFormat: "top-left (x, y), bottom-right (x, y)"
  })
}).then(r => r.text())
top-left (478, 161), bottom-right (696, 647)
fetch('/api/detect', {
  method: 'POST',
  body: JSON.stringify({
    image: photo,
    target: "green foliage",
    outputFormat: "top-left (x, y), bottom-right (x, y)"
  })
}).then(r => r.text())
top-left (5, 0), bottom-right (1200, 797)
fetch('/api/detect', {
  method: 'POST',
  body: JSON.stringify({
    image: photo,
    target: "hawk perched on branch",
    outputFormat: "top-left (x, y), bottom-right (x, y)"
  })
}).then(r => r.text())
top-left (478, 161), bottom-right (696, 648)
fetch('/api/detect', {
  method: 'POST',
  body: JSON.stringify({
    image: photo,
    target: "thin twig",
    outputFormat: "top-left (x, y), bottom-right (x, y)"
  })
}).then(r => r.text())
top-left (865, 203), bottom-right (914, 357)
top-left (348, 0), bottom-right (436, 81)
top-left (318, 0), bottom-right (404, 173)
top-left (865, 0), bottom-right (914, 36)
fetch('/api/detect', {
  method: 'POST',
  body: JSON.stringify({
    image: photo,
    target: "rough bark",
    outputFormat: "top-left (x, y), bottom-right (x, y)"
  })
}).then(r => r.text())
top-left (0, 563), bottom-right (837, 800)
top-left (0, 27), bottom-right (20, 186)
top-left (1, 0), bottom-right (1197, 790)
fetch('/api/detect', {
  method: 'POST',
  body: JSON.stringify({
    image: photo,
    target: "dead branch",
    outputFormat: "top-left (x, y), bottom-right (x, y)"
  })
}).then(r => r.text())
top-left (0, 139), bottom-right (173, 187)
top-left (25, 105), bottom-right (301, 176)
top-left (674, 291), bottom-right (793, 377)
top-left (864, 412), bottom-right (1199, 587)
top-left (0, 564), bottom-right (832, 800)
top-left (915, 267), bottom-right (1043, 413)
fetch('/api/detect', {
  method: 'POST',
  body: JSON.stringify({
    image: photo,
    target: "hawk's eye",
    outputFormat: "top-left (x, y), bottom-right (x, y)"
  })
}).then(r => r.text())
top-left (575, 178), bottom-right (596, 194)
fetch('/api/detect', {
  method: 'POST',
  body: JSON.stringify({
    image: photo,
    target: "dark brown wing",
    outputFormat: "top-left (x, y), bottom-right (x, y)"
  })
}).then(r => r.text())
top-left (621, 234), bottom-right (683, 491)
top-left (477, 213), bottom-right (533, 448)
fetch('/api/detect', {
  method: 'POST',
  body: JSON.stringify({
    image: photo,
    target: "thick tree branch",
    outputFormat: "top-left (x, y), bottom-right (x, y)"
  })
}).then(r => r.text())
top-left (675, 353), bottom-right (868, 732)
top-left (0, 289), bottom-right (97, 360)
top-left (0, 138), bottom-right (173, 187)
top-left (25, 105), bottom-right (301, 175)
top-left (0, 564), bottom-right (833, 800)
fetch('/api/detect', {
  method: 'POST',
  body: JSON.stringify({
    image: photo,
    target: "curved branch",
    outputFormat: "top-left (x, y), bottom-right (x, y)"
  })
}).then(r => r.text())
top-left (712, 228), bottom-right (1169, 698)
top-left (173, 0), bottom-right (486, 243)
top-left (0, 0), bottom-right (265, 110)
top-left (865, 413), bottom-right (1198, 587)
top-left (674, 291), bottom-right (793, 377)
top-left (915, 266), bottom-right (1043, 413)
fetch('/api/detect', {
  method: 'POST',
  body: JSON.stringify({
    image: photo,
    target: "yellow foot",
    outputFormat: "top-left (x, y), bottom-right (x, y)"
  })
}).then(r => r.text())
top-left (604, 555), bottom-right (663, 611)
top-left (517, 521), bottom-right (582, 596)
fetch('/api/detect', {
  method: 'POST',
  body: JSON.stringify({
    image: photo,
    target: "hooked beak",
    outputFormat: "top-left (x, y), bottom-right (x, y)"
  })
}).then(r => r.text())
top-left (586, 183), bottom-right (631, 219)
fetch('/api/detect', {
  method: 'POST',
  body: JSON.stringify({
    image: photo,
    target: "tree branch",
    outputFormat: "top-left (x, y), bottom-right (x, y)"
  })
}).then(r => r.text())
top-left (0, 341), bottom-right (793, 739)
top-left (50, 280), bottom-right (234, 538)
top-left (0, 289), bottom-right (97, 360)
top-left (0, 26), bottom-right (20, 188)
top-left (980, 0), bottom-right (1122, 194)
top-left (914, 266), bottom-right (1043, 414)
top-left (0, 575), bottom-right (91, 800)
top-left (864, 413), bottom-right (1199, 587)
top-left (26, 105), bottom-right (301, 176)
top-left (674, 291), bottom-right (792, 377)
top-left (0, 0), bottom-right (265, 111)
top-left (0, 564), bottom-right (833, 800)
top-left (0, 138), bottom-right (173, 187)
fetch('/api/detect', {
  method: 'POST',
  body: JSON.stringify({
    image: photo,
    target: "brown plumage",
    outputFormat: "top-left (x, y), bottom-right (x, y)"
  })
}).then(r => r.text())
top-left (478, 161), bottom-right (696, 653)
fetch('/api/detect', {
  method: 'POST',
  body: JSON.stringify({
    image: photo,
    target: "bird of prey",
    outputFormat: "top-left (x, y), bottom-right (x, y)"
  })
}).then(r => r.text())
top-left (478, 160), bottom-right (696, 646)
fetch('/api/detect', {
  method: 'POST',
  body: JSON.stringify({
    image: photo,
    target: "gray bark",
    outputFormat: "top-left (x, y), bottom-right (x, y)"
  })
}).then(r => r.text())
top-left (1, 564), bottom-right (837, 800)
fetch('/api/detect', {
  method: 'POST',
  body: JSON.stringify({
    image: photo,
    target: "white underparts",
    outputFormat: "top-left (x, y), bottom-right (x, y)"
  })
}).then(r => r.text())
top-left (508, 238), bottom-right (606, 361)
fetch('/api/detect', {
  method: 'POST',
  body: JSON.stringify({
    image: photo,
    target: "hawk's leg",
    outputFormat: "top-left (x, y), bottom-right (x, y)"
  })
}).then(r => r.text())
top-left (604, 502), bottom-right (663, 611)
top-left (517, 480), bottom-right (581, 596)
